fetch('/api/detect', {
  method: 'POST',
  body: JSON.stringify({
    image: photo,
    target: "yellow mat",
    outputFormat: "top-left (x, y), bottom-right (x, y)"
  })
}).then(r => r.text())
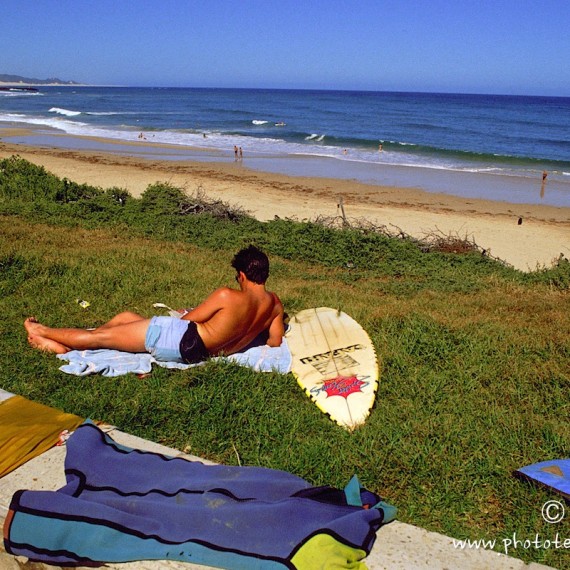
top-left (0, 394), bottom-right (83, 478)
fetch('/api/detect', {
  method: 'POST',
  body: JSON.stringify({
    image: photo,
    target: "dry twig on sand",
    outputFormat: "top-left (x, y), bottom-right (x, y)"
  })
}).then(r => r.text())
top-left (180, 186), bottom-right (249, 221)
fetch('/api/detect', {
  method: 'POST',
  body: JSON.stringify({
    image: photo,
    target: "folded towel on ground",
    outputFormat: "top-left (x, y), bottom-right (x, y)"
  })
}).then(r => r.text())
top-left (57, 338), bottom-right (292, 377)
top-left (4, 422), bottom-right (395, 569)
top-left (0, 394), bottom-right (83, 478)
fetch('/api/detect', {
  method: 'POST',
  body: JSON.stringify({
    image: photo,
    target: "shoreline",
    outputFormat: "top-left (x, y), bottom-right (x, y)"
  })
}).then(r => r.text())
top-left (3, 126), bottom-right (569, 209)
top-left (0, 128), bottom-right (568, 271)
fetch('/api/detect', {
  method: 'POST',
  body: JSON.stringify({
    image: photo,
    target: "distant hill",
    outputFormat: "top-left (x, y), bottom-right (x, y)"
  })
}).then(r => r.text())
top-left (0, 73), bottom-right (81, 85)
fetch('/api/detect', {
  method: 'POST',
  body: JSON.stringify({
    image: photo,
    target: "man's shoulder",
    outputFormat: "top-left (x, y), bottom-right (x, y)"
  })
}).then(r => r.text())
top-left (211, 286), bottom-right (239, 300)
top-left (270, 291), bottom-right (283, 308)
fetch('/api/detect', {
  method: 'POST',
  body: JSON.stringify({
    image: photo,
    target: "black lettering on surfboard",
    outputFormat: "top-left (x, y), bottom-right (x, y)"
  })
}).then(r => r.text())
top-left (299, 343), bottom-right (364, 365)
top-left (312, 354), bottom-right (359, 375)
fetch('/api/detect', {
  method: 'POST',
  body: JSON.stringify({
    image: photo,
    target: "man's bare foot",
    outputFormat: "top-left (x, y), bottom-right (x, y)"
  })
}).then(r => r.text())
top-left (27, 333), bottom-right (70, 354)
top-left (24, 317), bottom-right (44, 337)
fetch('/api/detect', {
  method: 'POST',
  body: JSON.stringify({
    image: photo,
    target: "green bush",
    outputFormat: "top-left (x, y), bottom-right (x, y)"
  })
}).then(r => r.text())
top-left (139, 182), bottom-right (189, 215)
top-left (0, 155), bottom-right (62, 202)
top-left (0, 155), bottom-right (105, 204)
top-left (529, 255), bottom-right (570, 289)
top-left (0, 155), bottom-right (567, 292)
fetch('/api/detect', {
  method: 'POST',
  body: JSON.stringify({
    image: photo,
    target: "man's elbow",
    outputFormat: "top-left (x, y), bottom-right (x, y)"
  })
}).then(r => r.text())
top-left (266, 337), bottom-right (283, 348)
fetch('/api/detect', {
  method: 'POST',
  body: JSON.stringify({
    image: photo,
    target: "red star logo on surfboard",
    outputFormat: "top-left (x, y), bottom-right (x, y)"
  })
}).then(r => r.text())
top-left (322, 376), bottom-right (366, 399)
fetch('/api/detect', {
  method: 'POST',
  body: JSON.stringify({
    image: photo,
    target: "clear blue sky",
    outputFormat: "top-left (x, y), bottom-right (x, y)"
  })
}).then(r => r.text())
top-left (2, 0), bottom-right (569, 96)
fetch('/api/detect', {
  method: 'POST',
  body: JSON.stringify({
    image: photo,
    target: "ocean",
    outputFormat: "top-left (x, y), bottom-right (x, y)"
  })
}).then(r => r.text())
top-left (1, 86), bottom-right (569, 207)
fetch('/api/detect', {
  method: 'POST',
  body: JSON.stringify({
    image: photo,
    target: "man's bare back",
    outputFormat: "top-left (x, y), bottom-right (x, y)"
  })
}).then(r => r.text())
top-left (185, 282), bottom-right (283, 356)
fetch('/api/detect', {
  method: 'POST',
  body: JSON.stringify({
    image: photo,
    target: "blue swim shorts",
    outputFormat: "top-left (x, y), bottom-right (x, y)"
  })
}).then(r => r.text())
top-left (144, 316), bottom-right (190, 362)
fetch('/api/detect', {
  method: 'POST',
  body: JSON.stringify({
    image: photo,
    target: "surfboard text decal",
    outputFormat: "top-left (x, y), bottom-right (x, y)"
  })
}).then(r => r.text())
top-left (311, 375), bottom-right (369, 399)
top-left (300, 344), bottom-right (364, 366)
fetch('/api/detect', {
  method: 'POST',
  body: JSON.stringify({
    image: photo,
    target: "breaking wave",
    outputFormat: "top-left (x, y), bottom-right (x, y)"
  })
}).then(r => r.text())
top-left (49, 107), bottom-right (81, 117)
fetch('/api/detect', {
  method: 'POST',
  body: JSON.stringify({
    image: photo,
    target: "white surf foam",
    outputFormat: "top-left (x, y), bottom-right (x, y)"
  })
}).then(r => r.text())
top-left (0, 90), bottom-right (43, 98)
top-left (0, 113), bottom-right (88, 131)
top-left (2, 112), bottom-right (563, 189)
top-left (49, 107), bottom-right (82, 117)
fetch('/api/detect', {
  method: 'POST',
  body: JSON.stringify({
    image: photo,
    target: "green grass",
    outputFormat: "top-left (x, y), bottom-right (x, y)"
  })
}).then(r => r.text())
top-left (1, 156), bottom-right (569, 567)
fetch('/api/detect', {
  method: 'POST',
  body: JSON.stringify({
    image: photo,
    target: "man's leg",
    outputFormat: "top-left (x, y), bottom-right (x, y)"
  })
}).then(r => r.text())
top-left (95, 311), bottom-right (146, 331)
top-left (24, 317), bottom-right (151, 354)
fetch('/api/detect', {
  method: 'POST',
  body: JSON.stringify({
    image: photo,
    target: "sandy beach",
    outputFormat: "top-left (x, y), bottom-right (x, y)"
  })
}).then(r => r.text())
top-left (1, 131), bottom-right (568, 271)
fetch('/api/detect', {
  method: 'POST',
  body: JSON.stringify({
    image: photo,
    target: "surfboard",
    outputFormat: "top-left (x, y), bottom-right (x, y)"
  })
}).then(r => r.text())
top-left (286, 307), bottom-right (378, 430)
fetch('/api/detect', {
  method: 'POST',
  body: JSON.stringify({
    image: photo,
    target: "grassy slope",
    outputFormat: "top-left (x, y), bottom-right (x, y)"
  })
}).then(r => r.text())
top-left (1, 157), bottom-right (569, 566)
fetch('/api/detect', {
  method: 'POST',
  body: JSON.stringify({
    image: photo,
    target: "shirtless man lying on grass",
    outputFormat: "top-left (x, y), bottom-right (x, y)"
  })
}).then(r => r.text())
top-left (25, 246), bottom-right (284, 364)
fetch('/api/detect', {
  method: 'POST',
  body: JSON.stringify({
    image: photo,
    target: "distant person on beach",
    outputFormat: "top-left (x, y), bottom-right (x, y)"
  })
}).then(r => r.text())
top-left (542, 170), bottom-right (548, 181)
top-left (234, 145), bottom-right (239, 159)
top-left (239, 147), bottom-right (243, 160)
top-left (378, 143), bottom-right (383, 152)
top-left (24, 246), bottom-right (284, 364)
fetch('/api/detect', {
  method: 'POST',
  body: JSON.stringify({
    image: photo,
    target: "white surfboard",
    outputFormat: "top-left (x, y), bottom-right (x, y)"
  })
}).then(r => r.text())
top-left (286, 307), bottom-right (378, 430)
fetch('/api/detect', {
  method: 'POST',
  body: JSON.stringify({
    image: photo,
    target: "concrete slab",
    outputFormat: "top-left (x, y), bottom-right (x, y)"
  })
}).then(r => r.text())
top-left (0, 389), bottom-right (14, 403)
top-left (369, 521), bottom-right (554, 570)
top-left (0, 428), bottom-right (556, 570)
top-left (0, 444), bottom-right (68, 519)
top-left (103, 428), bottom-right (215, 464)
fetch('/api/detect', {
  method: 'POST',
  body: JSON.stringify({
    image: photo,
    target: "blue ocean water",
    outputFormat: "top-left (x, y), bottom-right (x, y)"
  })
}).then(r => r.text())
top-left (1, 86), bottom-right (569, 206)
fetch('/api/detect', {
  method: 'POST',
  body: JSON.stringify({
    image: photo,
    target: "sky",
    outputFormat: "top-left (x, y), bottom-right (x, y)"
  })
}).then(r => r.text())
top-left (2, 0), bottom-right (569, 96)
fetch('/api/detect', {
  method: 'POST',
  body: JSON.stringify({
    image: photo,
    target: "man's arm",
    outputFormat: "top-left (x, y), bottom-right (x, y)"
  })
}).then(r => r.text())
top-left (181, 288), bottom-right (231, 323)
top-left (266, 297), bottom-right (285, 347)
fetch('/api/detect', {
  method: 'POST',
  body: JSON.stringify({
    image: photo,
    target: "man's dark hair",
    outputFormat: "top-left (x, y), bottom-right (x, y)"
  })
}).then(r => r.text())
top-left (232, 245), bottom-right (269, 284)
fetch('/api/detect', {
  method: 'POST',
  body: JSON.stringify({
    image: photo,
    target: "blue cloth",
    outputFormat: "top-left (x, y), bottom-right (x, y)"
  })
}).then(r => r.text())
top-left (515, 459), bottom-right (570, 500)
top-left (4, 422), bottom-right (395, 568)
top-left (57, 338), bottom-right (292, 377)
top-left (144, 316), bottom-right (189, 362)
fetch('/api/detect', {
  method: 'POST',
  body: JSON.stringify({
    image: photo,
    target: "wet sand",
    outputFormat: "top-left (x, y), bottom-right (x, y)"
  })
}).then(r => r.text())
top-left (0, 130), bottom-right (568, 271)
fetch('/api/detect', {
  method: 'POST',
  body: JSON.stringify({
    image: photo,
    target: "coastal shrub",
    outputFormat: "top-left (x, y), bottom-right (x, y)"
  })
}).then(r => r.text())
top-left (262, 216), bottom-right (505, 291)
top-left (139, 182), bottom-right (189, 215)
top-left (138, 182), bottom-right (248, 222)
top-left (105, 187), bottom-right (131, 206)
top-left (0, 155), bottom-right (62, 202)
top-left (528, 255), bottom-right (570, 290)
top-left (66, 187), bottom-right (132, 220)
top-left (56, 178), bottom-right (103, 203)
top-left (0, 155), bottom-right (103, 204)
top-left (265, 218), bottom-right (398, 269)
top-left (1, 156), bottom-right (567, 292)
top-left (179, 186), bottom-right (249, 221)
